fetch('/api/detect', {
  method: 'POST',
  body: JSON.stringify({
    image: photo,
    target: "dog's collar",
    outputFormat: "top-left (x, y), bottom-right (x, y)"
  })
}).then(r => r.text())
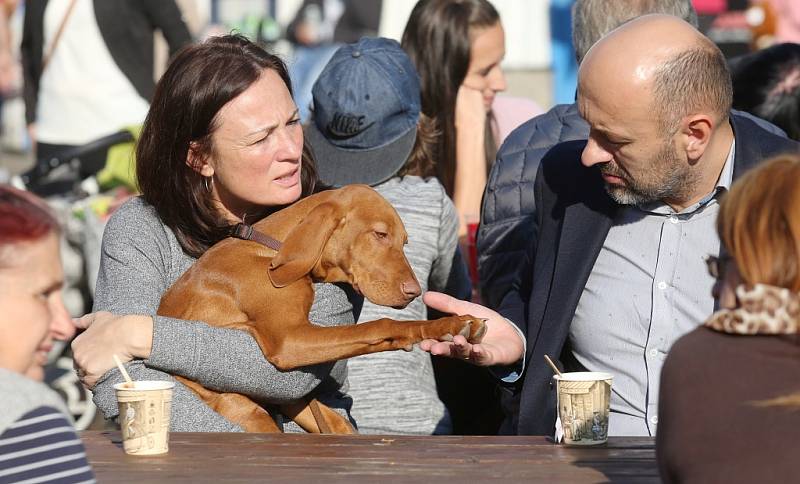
top-left (230, 223), bottom-right (282, 251)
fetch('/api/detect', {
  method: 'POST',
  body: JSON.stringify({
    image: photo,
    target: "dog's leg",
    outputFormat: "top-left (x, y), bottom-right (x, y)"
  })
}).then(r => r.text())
top-left (175, 376), bottom-right (280, 432)
top-left (249, 314), bottom-right (487, 370)
top-left (280, 399), bottom-right (356, 434)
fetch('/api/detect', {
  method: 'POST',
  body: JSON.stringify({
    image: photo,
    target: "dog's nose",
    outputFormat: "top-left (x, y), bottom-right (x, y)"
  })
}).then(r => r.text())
top-left (402, 280), bottom-right (421, 299)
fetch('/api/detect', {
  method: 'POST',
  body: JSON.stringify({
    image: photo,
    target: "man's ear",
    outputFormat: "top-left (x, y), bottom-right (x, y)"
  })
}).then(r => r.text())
top-left (186, 141), bottom-right (214, 177)
top-left (683, 114), bottom-right (714, 161)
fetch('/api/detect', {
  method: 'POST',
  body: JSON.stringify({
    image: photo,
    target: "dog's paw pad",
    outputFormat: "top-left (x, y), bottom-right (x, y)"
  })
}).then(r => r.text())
top-left (471, 319), bottom-right (487, 342)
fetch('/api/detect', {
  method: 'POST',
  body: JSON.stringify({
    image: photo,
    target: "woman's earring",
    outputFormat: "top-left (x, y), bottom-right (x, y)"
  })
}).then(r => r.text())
top-left (204, 175), bottom-right (212, 193)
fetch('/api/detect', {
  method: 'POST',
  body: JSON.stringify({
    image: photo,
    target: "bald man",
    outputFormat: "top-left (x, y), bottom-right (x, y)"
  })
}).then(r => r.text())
top-left (421, 15), bottom-right (799, 436)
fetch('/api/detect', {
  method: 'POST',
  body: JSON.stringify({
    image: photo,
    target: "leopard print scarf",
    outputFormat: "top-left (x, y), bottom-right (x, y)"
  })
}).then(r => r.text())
top-left (705, 283), bottom-right (800, 335)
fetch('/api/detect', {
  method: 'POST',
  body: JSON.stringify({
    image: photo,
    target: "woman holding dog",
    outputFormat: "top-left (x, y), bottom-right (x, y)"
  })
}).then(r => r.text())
top-left (71, 35), bottom-right (359, 432)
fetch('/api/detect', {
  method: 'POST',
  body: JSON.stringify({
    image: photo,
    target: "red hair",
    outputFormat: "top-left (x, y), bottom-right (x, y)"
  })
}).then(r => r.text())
top-left (0, 185), bottom-right (60, 262)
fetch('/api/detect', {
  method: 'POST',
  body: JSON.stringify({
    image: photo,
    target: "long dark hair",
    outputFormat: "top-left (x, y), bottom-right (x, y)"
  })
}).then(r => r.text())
top-left (401, 0), bottom-right (500, 197)
top-left (136, 34), bottom-right (318, 258)
top-left (731, 43), bottom-right (800, 142)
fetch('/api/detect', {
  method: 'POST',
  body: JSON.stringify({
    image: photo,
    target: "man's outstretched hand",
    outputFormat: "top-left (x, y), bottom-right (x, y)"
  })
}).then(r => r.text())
top-left (421, 292), bottom-right (524, 367)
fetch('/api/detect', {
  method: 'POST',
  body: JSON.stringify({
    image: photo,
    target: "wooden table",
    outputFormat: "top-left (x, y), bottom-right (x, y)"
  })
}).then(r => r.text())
top-left (82, 431), bottom-right (658, 483)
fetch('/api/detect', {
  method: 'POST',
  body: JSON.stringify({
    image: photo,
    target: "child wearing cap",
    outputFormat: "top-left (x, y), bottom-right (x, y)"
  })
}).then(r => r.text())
top-left (307, 37), bottom-right (469, 434)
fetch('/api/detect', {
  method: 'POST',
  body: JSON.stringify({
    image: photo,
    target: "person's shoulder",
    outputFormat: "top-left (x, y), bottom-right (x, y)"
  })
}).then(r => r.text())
top-left (374, 176), bottom-right (449, 206)
top-left (106, 196), bottom-right (161, 228)
top-left (733, 112), bottom-right (798, 149)
top-left (0, 406), bottom-right (95, 484)
top-left (0, 369), bottom-right (70, 433)
top-left (496, 103), bottom-right (588, 158)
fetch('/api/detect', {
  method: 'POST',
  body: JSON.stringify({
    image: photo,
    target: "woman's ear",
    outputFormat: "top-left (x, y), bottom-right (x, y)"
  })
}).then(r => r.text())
top-left (186, 141), bottom-right (214, 177)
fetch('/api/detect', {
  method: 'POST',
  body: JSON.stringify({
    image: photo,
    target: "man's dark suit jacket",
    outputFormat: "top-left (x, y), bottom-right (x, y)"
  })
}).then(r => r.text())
top-left (499, 113), bottom-right (799, 435)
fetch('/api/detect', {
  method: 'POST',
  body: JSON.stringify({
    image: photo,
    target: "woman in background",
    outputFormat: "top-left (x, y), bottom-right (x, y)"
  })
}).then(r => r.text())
top-left (657, 154), bottom-right (800, 483)
top-left (0, 185), bottom-right (94, 483)
top-left (401, 0), bottom-right (508, 236)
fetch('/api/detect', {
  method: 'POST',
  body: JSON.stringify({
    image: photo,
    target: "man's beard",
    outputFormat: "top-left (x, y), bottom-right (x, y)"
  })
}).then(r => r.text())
top-left (601, 142), bottom-right (693, 206)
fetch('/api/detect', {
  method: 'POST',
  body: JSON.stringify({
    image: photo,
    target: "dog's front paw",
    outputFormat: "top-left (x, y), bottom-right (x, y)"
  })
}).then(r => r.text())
top-left (455, 315), bottom-right (487, 344)
top-left (425, 315), bottom-right (486, 344)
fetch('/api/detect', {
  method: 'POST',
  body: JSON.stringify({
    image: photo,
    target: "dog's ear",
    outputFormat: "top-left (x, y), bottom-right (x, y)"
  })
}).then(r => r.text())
top-left (268, 202), bottom-right (340, 287)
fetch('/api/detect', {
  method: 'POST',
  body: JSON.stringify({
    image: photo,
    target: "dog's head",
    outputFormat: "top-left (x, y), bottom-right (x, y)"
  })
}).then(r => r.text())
top-left (268, 185), bottom-right (421, 308)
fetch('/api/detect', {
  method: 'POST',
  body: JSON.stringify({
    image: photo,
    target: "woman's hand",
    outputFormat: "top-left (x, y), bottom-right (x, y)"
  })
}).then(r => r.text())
top-left (420, 291), bottom-right (524, 366)
top-left (455, 83), bottom-right (487, 131)
top-left (71, 312), bottom-right (154, 388)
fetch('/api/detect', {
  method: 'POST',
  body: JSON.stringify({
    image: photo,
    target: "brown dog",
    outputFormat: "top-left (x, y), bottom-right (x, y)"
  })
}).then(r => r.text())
top-left (157, 185), bottom-right (485, 433)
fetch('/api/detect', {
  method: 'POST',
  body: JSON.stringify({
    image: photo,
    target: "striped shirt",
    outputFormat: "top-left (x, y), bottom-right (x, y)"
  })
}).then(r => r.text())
top-left (0, 406), bottom-right (95, 484)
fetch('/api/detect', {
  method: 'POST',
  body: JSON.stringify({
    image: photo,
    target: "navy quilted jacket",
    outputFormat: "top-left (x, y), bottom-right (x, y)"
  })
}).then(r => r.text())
top-left (477, 103), bottom-right (587, 308)
top-left (477, 104), bottom-right (786, 309)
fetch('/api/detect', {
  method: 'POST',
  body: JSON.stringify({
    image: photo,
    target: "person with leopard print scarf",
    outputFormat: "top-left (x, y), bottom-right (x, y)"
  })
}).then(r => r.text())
top-left (657, 154), bottom-right (800, 484)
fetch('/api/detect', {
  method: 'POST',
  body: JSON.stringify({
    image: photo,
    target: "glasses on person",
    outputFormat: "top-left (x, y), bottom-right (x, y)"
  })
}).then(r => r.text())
top-left (704, 254), bottom-right (731, 279)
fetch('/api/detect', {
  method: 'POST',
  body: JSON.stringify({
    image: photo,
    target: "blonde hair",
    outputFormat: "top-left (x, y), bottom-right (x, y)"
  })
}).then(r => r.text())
top-left (717, 154), bottom-right (800, 291)
top-left (718, 154), bottom-right (800, 409)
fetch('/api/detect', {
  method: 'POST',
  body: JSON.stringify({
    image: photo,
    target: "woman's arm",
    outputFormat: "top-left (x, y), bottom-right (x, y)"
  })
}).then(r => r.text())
top-left (89, 360), bottom-right (242, 432)
top-left (454, 84), bottom-right (489, 237)
top-left (77, 200), bottom-right (349, 404)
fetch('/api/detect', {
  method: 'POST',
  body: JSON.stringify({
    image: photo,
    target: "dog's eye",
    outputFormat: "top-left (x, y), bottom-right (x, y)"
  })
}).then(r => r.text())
top-left (374, 231), bottom-right (388, 240)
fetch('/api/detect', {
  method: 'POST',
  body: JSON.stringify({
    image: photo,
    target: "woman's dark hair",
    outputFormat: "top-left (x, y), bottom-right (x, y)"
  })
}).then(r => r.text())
top-left (401, 0), bottom-right (500, 197)
top-left (136, 34), bottom-right (318, 258)
top-left (731, 43), bottom-right (800, 141)
top-left (397, 113), bottom-right (440, 178)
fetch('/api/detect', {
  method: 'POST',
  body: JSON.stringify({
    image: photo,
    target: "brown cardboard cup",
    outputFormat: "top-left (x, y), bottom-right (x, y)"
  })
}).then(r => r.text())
top-left (113, 380), bottom-right (174, 455)
top-left (553, 372), bottom-right (613, 446)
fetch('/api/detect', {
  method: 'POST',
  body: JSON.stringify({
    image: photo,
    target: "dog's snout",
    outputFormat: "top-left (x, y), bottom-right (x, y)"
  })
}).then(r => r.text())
top-left (402, 280), bottom-right (421, 299)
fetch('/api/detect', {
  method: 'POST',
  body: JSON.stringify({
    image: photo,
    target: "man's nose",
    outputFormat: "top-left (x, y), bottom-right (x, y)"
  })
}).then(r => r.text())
top-left (581, 137), bottom-right (612, 167)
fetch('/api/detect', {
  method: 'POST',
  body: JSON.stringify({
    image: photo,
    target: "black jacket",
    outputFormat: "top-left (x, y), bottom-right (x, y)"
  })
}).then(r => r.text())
top-left (498, 113), bottom-right (799, 435)
top-left (21, 0), bottom-right (191, 125)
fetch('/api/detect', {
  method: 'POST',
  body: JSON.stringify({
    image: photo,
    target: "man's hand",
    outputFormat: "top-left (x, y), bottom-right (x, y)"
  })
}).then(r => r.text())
top-left (421, 291), bottom-right (524, 366)
top-left (71, 312), bottom-right (153, 388)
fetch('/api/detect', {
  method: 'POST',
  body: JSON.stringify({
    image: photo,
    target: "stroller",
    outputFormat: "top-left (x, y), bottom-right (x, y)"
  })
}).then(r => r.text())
top-left (18, 129), bottom-right (136, 197)
top-left (13, 128), bottom-right (138, 430)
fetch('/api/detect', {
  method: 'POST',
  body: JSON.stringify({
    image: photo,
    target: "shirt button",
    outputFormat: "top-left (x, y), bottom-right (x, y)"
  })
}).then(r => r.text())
top-left (669, 216), bottom-right (679, 224)
top-left (649, 348), bottom-right (658, 357)
top-left (650, 416), bottom-right (659, 424)
top-left (657, 281), bottom-right (668, 290)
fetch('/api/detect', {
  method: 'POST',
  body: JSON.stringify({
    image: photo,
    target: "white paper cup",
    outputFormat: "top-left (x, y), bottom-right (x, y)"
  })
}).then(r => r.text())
top-left (553, 372), bottom-right (613, 446)
top-left (114, 381), bottom-right (174, 455)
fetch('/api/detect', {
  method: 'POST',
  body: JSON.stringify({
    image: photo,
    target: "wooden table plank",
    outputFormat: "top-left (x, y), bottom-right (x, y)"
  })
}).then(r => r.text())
top-left (81, 431), bottom-right (658, 483)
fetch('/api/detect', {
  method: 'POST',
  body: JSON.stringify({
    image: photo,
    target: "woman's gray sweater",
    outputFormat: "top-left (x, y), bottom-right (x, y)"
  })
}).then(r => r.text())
top-left (90, 197), bottom-right (356, 432)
